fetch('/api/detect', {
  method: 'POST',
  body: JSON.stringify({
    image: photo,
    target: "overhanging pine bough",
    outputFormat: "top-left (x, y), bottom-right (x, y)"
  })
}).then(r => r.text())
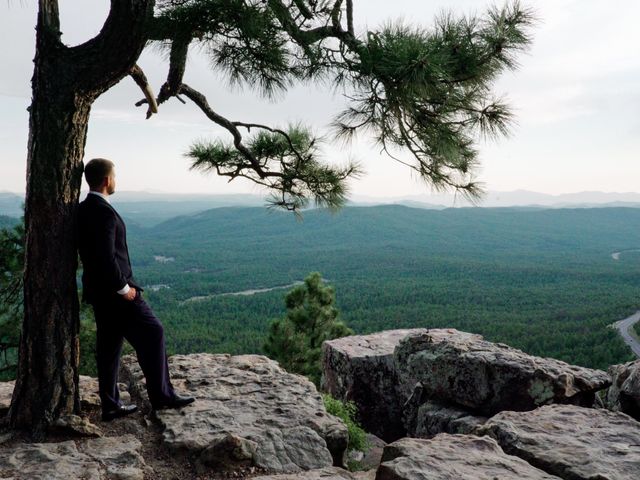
top-left (133, 0), bottom-right (534, 210)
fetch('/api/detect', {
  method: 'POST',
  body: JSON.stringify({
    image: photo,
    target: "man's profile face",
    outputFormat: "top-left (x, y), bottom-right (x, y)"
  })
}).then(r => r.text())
top-left (106, 170), bottom-right (116, 195)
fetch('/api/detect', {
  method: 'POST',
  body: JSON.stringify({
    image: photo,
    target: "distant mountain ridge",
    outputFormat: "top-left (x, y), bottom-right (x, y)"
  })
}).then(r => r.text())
top-left (1, 190), bottom-right (640, 224)
top-left (352, 190), bottom-right (640, 209)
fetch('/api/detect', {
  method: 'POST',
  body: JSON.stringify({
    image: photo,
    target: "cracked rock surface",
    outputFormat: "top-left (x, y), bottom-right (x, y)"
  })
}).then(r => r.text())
top-left (121, 353), bottom-right (348, 474)
top-left (608, 360), bottom-right (640, 420)
top-left (253, 466), bottom-right (376, 479)
top-left (479, 404), bottom-right (640, 480)
top-left (375, 435), bottom-right (560, 479)
top-left (0, 434), bottom-right (148, 480)
top-left (395, 329), bottom-right (611, 415)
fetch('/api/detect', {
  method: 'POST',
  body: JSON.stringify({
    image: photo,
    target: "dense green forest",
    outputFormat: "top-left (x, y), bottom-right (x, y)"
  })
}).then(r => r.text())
top-left (2, 205), bottom-right (639, 375)
top-left (118, 205), bottom-right (640, 370)
top-left (0, 216), bottom-right (18, 230)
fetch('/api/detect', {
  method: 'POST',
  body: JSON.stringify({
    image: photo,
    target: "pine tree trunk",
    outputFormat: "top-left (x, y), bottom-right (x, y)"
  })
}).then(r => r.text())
top-left (9, 89), bottom-right (90, 437)
top-left (9, 0), bottom-right (154, 438)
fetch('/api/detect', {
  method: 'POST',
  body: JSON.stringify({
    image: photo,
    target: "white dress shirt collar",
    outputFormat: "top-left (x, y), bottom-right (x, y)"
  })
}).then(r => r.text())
top-left (88, 191), bottom-right (111, 204)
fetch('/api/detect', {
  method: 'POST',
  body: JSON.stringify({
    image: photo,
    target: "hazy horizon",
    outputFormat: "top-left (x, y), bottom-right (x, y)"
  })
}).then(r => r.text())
top-left (1, 1), bottom-right (639, 197)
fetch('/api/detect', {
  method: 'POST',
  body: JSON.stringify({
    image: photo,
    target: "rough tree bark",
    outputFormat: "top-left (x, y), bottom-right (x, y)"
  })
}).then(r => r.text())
top-left (9, 0), bottom-right (154, 438)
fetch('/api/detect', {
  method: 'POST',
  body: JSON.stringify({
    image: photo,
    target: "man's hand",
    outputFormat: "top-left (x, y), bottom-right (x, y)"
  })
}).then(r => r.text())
top-left (123, 287), bottom-right (137, 301)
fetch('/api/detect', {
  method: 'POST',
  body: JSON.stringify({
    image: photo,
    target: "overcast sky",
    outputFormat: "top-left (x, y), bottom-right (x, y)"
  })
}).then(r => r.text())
top-left (1, 0), bottom-right (639, 198)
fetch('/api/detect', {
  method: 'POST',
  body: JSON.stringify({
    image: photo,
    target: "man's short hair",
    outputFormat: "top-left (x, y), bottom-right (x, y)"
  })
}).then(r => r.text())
top-left (84, 158), bottom-right (115, 189)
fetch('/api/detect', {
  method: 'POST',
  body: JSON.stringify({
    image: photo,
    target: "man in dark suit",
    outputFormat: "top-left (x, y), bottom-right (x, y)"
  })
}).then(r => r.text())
top-left (77, 158), bottom-right (194, 421)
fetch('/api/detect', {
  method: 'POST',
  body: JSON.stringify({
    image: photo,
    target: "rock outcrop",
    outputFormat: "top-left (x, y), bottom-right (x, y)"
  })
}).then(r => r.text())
top-left (479, 404), bottom-right (640, 480)
top-left (376, 435), bottom-right (561, 479)
top-left (324, 329), bottom-right (611, 442)
top-left (396, 329), bottom-right (611, 415)
top-left (322, 329), bottom-right (428, 440)
top-left (0, 434), bottom-right (149, 480)
top-left (1, 330), bottom-right (636, 479)
top-left (121, 353), bottom-right (348, 474)
top-left (608, 360), bottom-right (640, 420)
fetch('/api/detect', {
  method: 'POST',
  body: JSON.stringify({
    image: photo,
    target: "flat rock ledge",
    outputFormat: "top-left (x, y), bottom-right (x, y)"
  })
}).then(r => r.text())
top-left (375, 435), bottom-right (561, 480)
top-left (121, 353), bottom-right (348, 474)
top-left (478, 404), bottom-right (640, 480)
top-left (322, 329), bottom-right (428, 441)
top-left (608, 360), bottom-right (640, 420)
top-left (396, 329), bottom-right (611, 415)
top-left (0, 434), bottom-right (148, 480)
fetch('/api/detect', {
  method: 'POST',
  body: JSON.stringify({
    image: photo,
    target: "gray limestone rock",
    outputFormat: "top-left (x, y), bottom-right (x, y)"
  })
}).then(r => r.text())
top-left (412, 401), bottom-right (486, 438)
top-left (402, 382), bottom-right (487, 437)
top-left (50, 414), bottom-right (103, 437)
top-left (0, 380), bottom-right (14, 415)
top-left (395, 329), bottom-right (611, 415)
top-left (479, 404), bottom-right (640, 480)
top-left (0, 434), bottom-right (148, 480)
top-left (253, 467), bottom-right (376, 479)
top-left (79, 375), bottom-right (130, 409)
top-left (375, 435), bottom-right (560, 480)
top-left (121, 353), bottom-right (348, 474)
top-left (0, 376), bottom-right (129, 415)
top-left (322, 329), bottom-right (428, 441)
top-left (608, 360), bottom-right (640, 420)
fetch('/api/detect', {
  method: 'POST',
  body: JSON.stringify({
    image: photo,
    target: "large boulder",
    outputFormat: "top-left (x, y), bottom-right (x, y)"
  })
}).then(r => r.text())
top-left (479, 404), bottom-right (640, 480)
top-left (375, 435), bottom-right (561, 479)
top-left (608, 360), bottom-right (640, 420)
top-left (0, 434), bottom-right (149, 480)
top-left (395, 329), bottom-right (611, 415)
top-left (121, 353), bottom-right (348, 475)
top-left (322, 329), bottom-right (428, 441)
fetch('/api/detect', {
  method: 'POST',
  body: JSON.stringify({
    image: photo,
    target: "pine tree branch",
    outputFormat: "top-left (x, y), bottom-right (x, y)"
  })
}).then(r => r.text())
top-left (178, 84), bottom-right (278, 179)
top-left (37, 0), bottom-right (62, 45)
top-left (292, 0), bottom-right (314, 20)
top-left (158, 34), bottom-right (192, 105)
top-left (346, 0), bottom-right (354, 36)
top-left (129, 64), bottom-right (158, 119)
top-left (67, 0), bottom-right (154, 95)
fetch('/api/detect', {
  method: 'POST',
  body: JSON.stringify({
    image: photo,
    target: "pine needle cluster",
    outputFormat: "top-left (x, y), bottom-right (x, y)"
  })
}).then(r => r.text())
top-left (153, 1), bottom-right (535, 209)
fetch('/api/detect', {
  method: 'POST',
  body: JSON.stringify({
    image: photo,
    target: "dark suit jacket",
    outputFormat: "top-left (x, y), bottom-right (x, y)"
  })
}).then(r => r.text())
top-left (77, 193), bottom-right (141, 304)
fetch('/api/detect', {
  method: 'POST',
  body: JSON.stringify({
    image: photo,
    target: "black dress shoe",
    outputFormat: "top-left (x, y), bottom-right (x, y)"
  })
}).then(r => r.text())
top-left (153, 394), bottom-right (195, 410)
top-left (101, 404), bottom-right (138, 421)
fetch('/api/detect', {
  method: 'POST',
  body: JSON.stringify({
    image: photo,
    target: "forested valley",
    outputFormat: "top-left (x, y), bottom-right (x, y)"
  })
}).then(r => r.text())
top-left (125, 205), bottom-right (639, 370)
top-left (2, 204), bottom-right (640, 377)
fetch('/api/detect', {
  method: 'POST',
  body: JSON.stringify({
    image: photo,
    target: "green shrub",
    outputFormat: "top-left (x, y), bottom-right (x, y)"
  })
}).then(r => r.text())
top-left (323, 393), bottom-right (369, 455)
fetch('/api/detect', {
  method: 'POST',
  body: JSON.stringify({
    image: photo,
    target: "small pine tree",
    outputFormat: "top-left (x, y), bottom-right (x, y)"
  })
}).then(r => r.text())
top-left (264, 272), bottom-right (353, 385)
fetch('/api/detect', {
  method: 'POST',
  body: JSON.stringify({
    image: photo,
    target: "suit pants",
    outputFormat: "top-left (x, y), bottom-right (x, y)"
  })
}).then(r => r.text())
top-left (91, 291), bottom-right (176, 411)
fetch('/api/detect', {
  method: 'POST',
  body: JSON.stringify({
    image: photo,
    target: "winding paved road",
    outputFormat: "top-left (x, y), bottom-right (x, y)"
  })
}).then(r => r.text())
top-left (613, 311), bottom-right (640, 358)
